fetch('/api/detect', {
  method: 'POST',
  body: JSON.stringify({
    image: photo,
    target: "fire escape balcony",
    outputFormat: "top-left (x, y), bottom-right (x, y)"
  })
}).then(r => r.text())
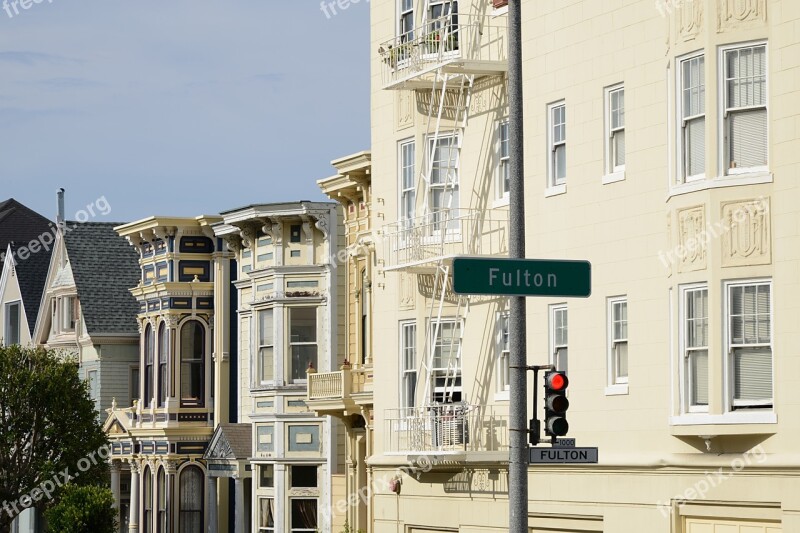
top-left (306, 365), bottom-right (374, 417)
top-left (384, 405), bottom-right (509, 461)
top-left (380, 208), bottom-right (508, 273)
top-left (378, 14), bottom-right (507, 90)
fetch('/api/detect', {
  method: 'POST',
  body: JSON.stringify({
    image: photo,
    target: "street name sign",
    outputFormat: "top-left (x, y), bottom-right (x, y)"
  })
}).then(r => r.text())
top-left (529, 447), bottom-right (598, 464)
top-left (553, 438), bottom-right (576, 448)
top-left (453, 257), bottom-right (591, 298)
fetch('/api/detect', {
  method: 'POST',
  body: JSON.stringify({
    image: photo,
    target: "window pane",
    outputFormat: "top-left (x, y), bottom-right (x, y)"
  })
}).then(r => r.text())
top-left (181, 322), bottom-right (204, 361)
top-left (729, 109), bottom-right (767, 169)
top-left (259, 499), bottom-right (275, 528)
top-left (291, 499), bottom-right (318, 530)
top-left (613, 130), bottom-right (625, 167)
top-left (290, 308), bottom-right (317, 342)
top-left (690, 349), bottom-right (709, 406)
top-left (260, 347), bottom-right (274, 382)
top-left (685, 116), bottom-right (706, 177)
top-left (554, 145), bottom-right (566, 183)
top-left (260, 465), bottom-right (274, 488)
top-left (291, 465), bottom-right (318, 488)
top-left (291, 345), bottom-right (318, 380)
top-left (733, 347), bottom-right (772, 402)
top-left (5, 303), bottom-right (19, 346)
top-left (259, 310), bottom-right (273, 346)
top-left (179, 466), bottom-right (203, 533)
top-left (616, 342), bottom-right (628, 379)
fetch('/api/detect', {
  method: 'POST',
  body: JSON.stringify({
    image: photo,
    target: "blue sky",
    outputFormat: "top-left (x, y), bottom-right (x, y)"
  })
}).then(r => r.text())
top-left (0, 1), bottom-right (371, 223)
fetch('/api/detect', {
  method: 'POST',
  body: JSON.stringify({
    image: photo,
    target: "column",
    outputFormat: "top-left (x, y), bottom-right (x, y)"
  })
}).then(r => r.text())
top-left (234, 475), bottom-right (245, 533)
top-left (165, 461), bottom-right (177, 533)
top-left (206, 475), bottom-right (218, 533)
top-left (128, 461), bottom-right (140, 532)
top-left (110, 461), bottom-right (121, 509)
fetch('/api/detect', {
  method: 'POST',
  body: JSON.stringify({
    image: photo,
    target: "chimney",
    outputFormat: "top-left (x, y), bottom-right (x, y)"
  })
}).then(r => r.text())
top-left (56, 188), bottom-right (65, 229)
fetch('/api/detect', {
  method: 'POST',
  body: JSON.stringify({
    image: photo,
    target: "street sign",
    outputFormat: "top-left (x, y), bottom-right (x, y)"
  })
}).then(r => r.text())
top-left (453, 257), bottom-right (591, 298)
top-left (553, 438), bottom-right (576, 448)
top-left (528, 447), bottom-right (598, 464)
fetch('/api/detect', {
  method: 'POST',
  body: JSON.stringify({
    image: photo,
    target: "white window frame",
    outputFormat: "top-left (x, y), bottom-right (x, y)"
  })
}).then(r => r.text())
top-left (257, 308), bottom-right (275, 387)
top-left (398, 138), bottom-right (416, 229)
top-left (603, 84), bottom-right (626, 183)
top-left (258, 498), bottom-right (275, 532)
top-left (496, 118), bottom-right (510, 203)
top-left (399, 320), bottom-right (417, 410)
top-left (3, 300), bottom-right (21, 346)
top-left (289, 498), bottom-right (318, 533)
top-left (606, 297), bottom-right (629, 395)
top-left (677, 51), bottom-right (706, 183)
top-left (288, 307), bottom-right (318, 384)
top-left (61, 295), bottom-right (76, 332)
top-left (719, 41), bottom-right (769, 176)
top-left (680, 284), bottom-right (709, 413)
top-left (546, 101), bottom-right (567, 195)
top-left (398, 0), bottom-right (414, 42)
top-left (496, 311), bottom-right (510, 400)
top-left (548, 304), bottom-right (568, 374)
top-left (724, 279), bottom-right (773, 410)
top-left (430, 317), bottom-right (462, 404)
top-left (426, 131), bottom-right (460, 231)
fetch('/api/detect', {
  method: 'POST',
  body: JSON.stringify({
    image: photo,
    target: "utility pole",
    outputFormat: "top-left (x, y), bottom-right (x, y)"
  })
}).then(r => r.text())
top-left (507, 0), bottom-right (528, 532)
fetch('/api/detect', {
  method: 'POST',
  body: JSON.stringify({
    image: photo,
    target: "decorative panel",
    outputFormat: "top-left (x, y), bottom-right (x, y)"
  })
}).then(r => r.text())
top-left (677, 206), bottom-right (707, 273)
top-left (721, 198), bottom-right (771, 267)
top-left (717, 0), bottom-right (766, 32)
top-left (397, 90), bottom-right (414, 130)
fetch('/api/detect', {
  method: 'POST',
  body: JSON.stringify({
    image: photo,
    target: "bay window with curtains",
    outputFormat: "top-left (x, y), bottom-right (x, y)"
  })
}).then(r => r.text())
top-left (180, 320), bottom-right (205, 407)
top-left (289, 307), bottom-right (317, 382)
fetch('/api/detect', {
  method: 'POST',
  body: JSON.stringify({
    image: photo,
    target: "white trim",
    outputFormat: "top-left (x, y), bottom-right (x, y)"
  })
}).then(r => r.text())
top-left (496, 117), bottom-right (510, 202)
top-left (398, 137), bottom-right (416, 226)
top-left (606, 296), bottom-right (628, 390)
top-left (604, 83), bottom-right (626, 176)
top-left (602, 171), bottom-right (625, 185)
top-left (675, 50), bottom-right (706, 184)
top-left (671, 412), bottom-right (777, 426)
top-left (718, 40), bottom-right (769, 177)
top-left (548, 304), bottom-right (568, 373)
top-left (546, 100), bottom-right (566, 188)
top-left (605, 384), bottom-right (629, 396)
top-left (668, 171), bottom-right (773, 199)
top-left (544, 184), bottom-right (567, 198)
top-left (399, 319), bottom-right (417, 409)
top-left (491, 4), bottom-right (508, 17)
top-left (495, 310), bottom-right (510, 396)
top-left (678, 283), bottom-right (709, 414)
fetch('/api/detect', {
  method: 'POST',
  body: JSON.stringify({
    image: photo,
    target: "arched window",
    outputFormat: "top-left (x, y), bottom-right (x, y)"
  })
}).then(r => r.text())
top-left (143, 466), bottom-right (153, 533)
top-left (157, 467), bottom-right (167, 533)
top-left (144, 325), bottom-right (154, 407)
top-left (180, 321), bottom-right (204, 407)
top-left (179, 466), bottom-right (203, 533)
top-left (158, 323), bottom-right (168, 407)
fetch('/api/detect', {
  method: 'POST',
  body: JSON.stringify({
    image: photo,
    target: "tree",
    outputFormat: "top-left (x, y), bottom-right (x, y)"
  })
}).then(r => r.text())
top-left (44, 485), bottom-right (116, 533)
top-left (0, 346), bottom-right (109, 532)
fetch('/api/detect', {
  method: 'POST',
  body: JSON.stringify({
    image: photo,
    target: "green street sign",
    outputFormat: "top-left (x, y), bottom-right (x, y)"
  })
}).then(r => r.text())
top-left (452, 257), bottom-right (591, 298)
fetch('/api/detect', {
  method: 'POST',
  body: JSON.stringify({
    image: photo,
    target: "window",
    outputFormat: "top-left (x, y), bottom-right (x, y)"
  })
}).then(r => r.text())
top-left (180, 321), bottom-right (205, 407)
top-left (290, 224), bottom-right (302, 243)
top-left (360, 269), bottom-right (370, 365)
top-left (400, 321), bottom-right (417, 409)
top-left (683, 286), bottom-right (709, 411)
top-left (605, 85), bottom-right (625, 175)
top-left (426, 0), bottom-right (459, 52)
top-left (290, 465), bottom-right (317, 488)
top-left (497, 312), bottom-right (510, 393)
top-left (608, 298), bottom-right (628, 387)
top-left (179, 466), bottom-right (203, 533)
top-left (157, 468), bottom-right (167, 533)
top-left (259, 499), bottom-right (275, 532)
top-left (550, 305), bottom-right (568, 373)
top-left (158, 323), bottom-right (168, 406)
top-left (399, 0), bottom-right (414, 42)
top-left (259, 465), bottom-right (274, 488)
top-left (290, 499), bottom-right (317, 533)
top-left (399, 139), bottom-right (416, 229)
top-left (427, 133), bottom-right (459, 230)
top-left (548, 102), bottom-right (566, 187)
top-left (258, 309), bottom-right (274, 385)
top-left (431, 319), bottom-right (461, 403)
top-left (289, 308), bottom-right (317, 382)
top-left (130, 366), bottom-right (140, 407)
top-left (4, 301), bottom-right (20, 346)
top-left (498, 119), bottom-right (510, 199)
top-left (722, 43), bottom-right (767, 174)
top-left (143, 467), bottom-right (153, 533)
top-left (87, 370), bottom-right (98, 401)
top-left (680, 54), bottom-right (705, 181)
top-left (726, 281), bottom-right (772, 408)
top-left (144, 324), bottom-right (154, 407)
top-left (62, 296), bottom-right (76, 331)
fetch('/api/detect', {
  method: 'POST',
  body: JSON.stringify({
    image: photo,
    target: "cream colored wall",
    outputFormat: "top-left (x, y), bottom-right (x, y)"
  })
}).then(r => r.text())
top-left (0, 269), bottom-right (31, 347)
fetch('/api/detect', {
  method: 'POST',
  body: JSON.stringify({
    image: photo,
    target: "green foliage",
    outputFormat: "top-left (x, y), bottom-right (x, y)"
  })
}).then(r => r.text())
top-left (0, 346), bottom-right (109, 530)
top-left (44, 485), bottom-right (117, 533)
top-left (341, 519), bottom-right (366, 533)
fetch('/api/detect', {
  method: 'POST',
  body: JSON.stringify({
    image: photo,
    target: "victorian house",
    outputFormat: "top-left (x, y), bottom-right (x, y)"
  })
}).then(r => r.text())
top-left (103, 215), bottom-right (234, 533)
top-left (306, 151), bottom-right (375, 533)
top-left (212, 201), bottom-right (342, 533)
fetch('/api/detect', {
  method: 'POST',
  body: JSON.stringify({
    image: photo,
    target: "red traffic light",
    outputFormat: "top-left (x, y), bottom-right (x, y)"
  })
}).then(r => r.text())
top-left (545, 371), bottom-right (568, 391)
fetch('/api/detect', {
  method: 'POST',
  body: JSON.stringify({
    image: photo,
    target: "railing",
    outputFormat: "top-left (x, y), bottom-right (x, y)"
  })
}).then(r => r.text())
top-left (307, 366), bottom-right (374, 402)
top-left (384, 404), bottom-right (509, 454)
top-left (379, 14), bottom-right (507, 89)
top-left (381, 208), bottom-right (508, 271)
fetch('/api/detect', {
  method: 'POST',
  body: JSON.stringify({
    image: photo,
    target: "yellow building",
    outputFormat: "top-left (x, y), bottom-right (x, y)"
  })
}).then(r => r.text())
top-left (307, 151), bottom-right (375, 533)
top-left (367, 0), bottom-right (800, 532)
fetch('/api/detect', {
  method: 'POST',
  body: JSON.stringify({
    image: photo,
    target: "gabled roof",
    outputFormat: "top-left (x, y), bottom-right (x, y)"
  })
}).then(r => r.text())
top-left (9, 241), bottom-right (53, 334)
top-left (0, 199), bottom-right (52, 269)
top-left (62, 222), bottom-right (140, 337)
top-left (204, 423), bottom-right (253, 461)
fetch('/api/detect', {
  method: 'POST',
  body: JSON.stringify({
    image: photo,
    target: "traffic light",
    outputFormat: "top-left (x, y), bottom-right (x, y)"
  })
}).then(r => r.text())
top-left (543, 371), bottom-right (569, 437)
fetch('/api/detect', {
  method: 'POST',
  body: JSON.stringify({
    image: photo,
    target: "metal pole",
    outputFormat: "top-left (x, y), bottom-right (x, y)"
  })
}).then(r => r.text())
top-left (508, 0), bottom-right (527, 532)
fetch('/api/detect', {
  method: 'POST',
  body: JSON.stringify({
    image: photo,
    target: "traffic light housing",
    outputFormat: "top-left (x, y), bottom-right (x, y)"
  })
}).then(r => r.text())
top-left (543, 371), bottom-right (569, 437)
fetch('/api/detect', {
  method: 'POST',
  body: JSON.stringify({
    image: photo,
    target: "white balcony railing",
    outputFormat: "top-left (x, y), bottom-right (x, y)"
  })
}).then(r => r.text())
top-left (381, 208), bottom-right (508, 271)
top-left (307, 366), bottom-right (373, 403)
top-left (379, 14), bottom-right (507, 89)
top-left (384, 404), bottom-right (509, 455)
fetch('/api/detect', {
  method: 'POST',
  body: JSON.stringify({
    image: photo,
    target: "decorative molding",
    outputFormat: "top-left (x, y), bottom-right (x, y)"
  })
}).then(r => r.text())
top-left (300, 216), bottom-right (314, 243)
top-left (163, 460), bottom-right (179, 474)
top-left (314, 214), bottom-right (330, 239)
top-left (223, 234), bottom-right (243, 254)
top-left (262, 219), bottom-right (284, 245)
top-left (397, 90), bottom-right (414, 130)
top-left (721, 197), bottom-right (771, 267)
top-left (677, 205), bottom-right (707, 273)
top-left (238, 224), bottom-right (258, 249)
top-left (399, 273), bottom-right (415, 310)
top-left (678, 0), bottom-right (703, 41)
top-left (717, 0), bottom-right (766, 32)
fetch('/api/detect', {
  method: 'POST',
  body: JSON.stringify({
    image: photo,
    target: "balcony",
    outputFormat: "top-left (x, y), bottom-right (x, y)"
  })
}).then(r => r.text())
top-left (381, 208), bottom-right (508, 272)
top-left (379, 14), bottom-right (507, 90)
top-left (307, 365), bottom-right (374, 417)
top-left (384, 404), bottom-right (509, 460)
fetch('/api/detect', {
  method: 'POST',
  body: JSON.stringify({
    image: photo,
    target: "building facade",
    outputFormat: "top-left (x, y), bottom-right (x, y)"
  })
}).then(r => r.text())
top-left (214, 201), bottom-right (342, 533)
top-left (308, 152), bottom-right (375, 533)
top-left (367, 0), bottom-right (800, 532)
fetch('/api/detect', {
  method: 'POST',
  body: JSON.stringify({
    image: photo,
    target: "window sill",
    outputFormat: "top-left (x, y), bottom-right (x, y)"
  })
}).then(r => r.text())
top-left (604, 384), bottom-right (629, 396)
top-left (670, 411), bottom-right (777, 433)
top-left (544, 184), bottom-right (567, 197)
top-left (491, 5), bottom-right (509, 17)
top-left (602, 170), bottom-right (626, 185)
top-left (668, 171), bottom-right (773, 199)
top-left (494, 390), bottom-right (510, 402)
top-left (492, 197), bottom-right (510, 209)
